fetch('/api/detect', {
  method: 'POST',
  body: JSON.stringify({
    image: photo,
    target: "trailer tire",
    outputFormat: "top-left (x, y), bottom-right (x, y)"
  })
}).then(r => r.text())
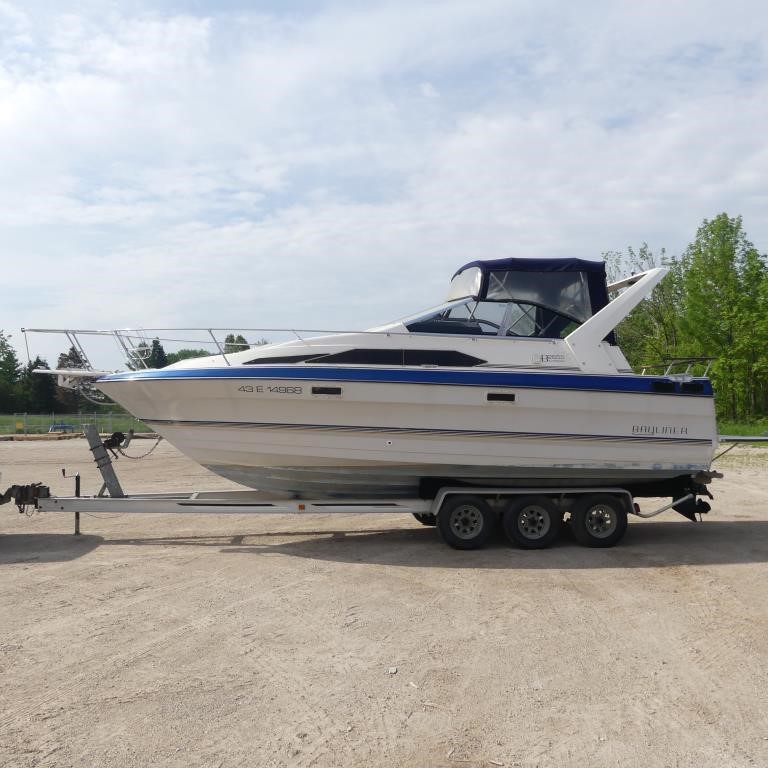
top-left (413, 513), bottom-right (437, 526)
top-left (503, 495), bottom-right (561, 549)
top-left (437, 495), bottom-right (495, 550)
top-left (570, 494), bottom-right (627, 548)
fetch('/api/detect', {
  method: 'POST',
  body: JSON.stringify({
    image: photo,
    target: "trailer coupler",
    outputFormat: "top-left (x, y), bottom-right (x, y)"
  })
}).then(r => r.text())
top-left (1, 483), bottom-right (51, 513)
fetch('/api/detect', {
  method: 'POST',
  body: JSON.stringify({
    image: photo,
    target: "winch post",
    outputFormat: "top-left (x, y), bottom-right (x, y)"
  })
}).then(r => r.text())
top-left (83, 424), bottom-right (125, 499)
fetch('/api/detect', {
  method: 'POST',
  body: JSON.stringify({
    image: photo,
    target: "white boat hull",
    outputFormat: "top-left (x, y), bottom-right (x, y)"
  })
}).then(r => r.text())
top-left (97, 367), bottom-right (717, 498)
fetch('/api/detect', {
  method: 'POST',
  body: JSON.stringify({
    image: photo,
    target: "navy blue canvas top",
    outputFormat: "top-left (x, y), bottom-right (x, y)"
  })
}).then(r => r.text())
top-left (453, 257), bottom-right (607, 277)
top-left (453, 257), bottom-right (611, 316)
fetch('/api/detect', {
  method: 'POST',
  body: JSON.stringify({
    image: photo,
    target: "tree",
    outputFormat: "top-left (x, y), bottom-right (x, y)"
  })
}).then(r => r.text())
top-left (55, 345), bottom-right (86, 411)
top-left (125, 340), bottom-right (169, 369)
top-left (148, 339), bottom-right (169, 369)
top-left (224, 334), bottom-right (250, 354)
top-left (19, 357), bottom-right (58, 413)
top-left (165, 348), bottom-right (212, 365)
top-left (604, 245), bottom-right (684, 370)
top-left (0, 330), bottom-right (21, 411)
top-left (57, 346), bottom-right (86, 369)
top-left (679, 214), bottom-right (768, 420)
top-left (755, 274), bottom-right (768, 416)
top-left (0, 331), bottom-right (20, 382)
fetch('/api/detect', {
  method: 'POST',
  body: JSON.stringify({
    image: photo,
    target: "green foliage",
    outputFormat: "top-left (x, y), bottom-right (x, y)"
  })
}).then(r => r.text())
top-left (148, 338), bottom-right (169, 369)
top-left (0, 330), bottom-right (21, 411)
top-left (605, 245), bottom-right (684, 370)
top-left (0, 330), bottom-right (20, 382)
top-left (55, 345), bottom-right (86, 411)
top-left (57, 345), bottom-right (85, 369)
top-left (19, 356), bottom-right (58, 412)
top-left (717, 418), bottom-right (768, 437)
top-left (609, 214), bottom-right (768, 420)
top-left (224, 333), bottom-right (249, 354)
top-left (679, 214), bottom-right (768, 420)
top-left (129, 341), bottom-right (151, 370)
top-left (165, 348), bottom-right (212, 365)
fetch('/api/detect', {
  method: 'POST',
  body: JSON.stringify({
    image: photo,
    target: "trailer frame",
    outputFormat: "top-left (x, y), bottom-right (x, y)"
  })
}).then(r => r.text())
top-left (13, 424), bottom-right (723, 549)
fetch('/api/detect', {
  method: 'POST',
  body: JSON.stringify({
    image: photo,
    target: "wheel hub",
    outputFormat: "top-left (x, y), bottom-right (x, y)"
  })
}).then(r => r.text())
top-left (449, 505), bottom-right (484, 540)
top-left (518, 505), bottom-right (550, 539)
top-left (585, 505), bottom-right (617, 538)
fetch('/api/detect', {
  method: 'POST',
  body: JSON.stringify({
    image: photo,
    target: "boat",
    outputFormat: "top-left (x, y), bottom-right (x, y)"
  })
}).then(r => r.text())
top-left (84, 257), bottom-right (717, 501)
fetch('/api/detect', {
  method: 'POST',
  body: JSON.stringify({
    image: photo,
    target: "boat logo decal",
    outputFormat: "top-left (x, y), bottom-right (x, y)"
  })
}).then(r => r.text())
top-left (632, 424), bottom-right (688, 435)
top-left (531, 353), bottom-right (567, 364)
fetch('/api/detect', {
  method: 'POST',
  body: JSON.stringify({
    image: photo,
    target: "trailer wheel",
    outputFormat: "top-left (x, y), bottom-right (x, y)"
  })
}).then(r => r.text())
top-left (412, 513), bottom-right (437, 526)
top-left (503, 495), bottom-right (561, 549)
top-left (437, 495), bottom-right (495, 550)
top-left (570, 494), bottom-right (627, 548)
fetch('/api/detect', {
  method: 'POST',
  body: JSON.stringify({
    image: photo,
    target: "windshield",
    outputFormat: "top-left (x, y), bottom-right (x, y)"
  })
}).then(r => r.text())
top-left (485, 269), bottom-right (592, 322)
top-left (405, 298), bottom-right (581, 338)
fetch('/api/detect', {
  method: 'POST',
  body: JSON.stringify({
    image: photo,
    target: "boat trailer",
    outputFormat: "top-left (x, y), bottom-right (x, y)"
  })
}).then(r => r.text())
top-left (2, 425), bottom-right (730, 550)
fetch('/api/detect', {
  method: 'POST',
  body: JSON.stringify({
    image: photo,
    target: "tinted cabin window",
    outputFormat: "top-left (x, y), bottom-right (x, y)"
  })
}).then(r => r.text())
top-left (245, 354), bottom-right (325, 365)
top-left (407, 319), bottom-right (489, 336)
top-left (245, 349), bottom-right (485, 367)
top-left (317, 349), bottom-right (485, 367)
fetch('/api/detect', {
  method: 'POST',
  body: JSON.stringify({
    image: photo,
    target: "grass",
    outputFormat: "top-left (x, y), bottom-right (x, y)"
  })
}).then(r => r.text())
top-left (717, 418), bottom-right (768, 437)
top-left (0, 412), bottom-right (150, 435)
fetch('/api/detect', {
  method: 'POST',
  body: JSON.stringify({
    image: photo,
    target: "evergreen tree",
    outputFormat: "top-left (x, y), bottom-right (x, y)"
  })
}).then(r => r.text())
top-left (55, 345), bottom-right (86, 412)
top-left (20, 357), bottom-right (58, 412)
top-left (57, 345), bottom-right (86, 369)
top-left (0, 331), bottom-right (21, 411)
top-left (224, 333), bottom-right (250, 354)
top-left (148, 339), bottom-right (169, 369)
top-left (128, 341), bottom-right (150, 370)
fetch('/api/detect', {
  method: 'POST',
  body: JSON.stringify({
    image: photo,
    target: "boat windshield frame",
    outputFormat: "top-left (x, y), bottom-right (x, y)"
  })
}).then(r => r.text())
top-left (402, 297), bottom-right (584, 339)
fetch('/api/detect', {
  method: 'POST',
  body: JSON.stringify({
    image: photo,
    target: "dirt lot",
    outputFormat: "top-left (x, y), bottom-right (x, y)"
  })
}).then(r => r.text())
top-left (1, 439), bottom-right (767, 768)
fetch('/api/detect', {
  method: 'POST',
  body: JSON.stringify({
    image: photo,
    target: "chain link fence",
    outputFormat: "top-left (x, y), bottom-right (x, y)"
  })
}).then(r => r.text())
top-left (4, 413), bottom-right (149, 435)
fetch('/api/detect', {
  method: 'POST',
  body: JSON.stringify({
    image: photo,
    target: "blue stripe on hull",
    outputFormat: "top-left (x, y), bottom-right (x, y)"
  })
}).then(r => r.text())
top-left (100, 366), bottom-right (714, 396)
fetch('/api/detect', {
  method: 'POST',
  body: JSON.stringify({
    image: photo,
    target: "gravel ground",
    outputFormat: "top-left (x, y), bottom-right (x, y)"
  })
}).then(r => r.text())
top-left (1, 439), bottom-right (767, 768)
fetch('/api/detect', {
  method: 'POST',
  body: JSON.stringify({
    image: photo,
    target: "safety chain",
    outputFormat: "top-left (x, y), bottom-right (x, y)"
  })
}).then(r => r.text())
top-left (117, 436), bottom-right (163, 460)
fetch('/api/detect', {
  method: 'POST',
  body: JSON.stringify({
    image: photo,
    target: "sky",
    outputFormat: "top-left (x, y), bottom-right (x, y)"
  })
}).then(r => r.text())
top-left (1, 0), bottom-right (767, 365)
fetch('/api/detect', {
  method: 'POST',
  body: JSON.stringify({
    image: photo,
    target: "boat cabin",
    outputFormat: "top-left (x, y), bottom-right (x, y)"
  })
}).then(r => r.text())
top-left (405, 258), bottom-right (611, 340)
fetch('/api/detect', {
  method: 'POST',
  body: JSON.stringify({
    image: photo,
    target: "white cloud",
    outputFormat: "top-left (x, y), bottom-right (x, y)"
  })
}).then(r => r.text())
top-left (420, 81), bottom-right (439, 99)
top-left (1, 0), bottom-right (767, 365)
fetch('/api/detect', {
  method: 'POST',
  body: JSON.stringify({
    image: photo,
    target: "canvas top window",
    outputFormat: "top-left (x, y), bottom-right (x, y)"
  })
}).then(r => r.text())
top-left (405, 257), bottom-right (610, 339)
